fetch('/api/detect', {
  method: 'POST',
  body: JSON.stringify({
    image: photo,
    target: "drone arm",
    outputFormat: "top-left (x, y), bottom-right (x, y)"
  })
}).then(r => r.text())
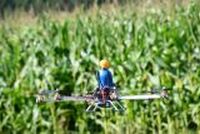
top-left (118, 94), bottom-right (162, 100)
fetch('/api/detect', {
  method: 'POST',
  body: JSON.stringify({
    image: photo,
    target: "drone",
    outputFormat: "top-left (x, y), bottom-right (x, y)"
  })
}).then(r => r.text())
top-left (36, 87), bottom-right (168, 112)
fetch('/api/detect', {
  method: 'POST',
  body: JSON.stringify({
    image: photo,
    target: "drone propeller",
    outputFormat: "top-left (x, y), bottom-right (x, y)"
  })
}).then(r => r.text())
top-left (36, 93), bottom-right (94, 103)
top-left (38, 89), bottom-right (59, 95)
top-left (57, 95), bottom-right (94, 101)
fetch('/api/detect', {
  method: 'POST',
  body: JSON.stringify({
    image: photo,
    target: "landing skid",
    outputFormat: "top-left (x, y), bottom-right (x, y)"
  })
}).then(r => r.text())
top-left (86, 100), bottom-right (125, 112)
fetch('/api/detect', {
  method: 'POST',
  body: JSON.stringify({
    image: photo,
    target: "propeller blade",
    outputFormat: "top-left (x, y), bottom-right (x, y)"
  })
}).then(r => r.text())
top-left (38, 89), bottom-right (59, 95)
top-left (60, 96), bottom-right (94, 101)
top-left (36, 95), bottom-right (94, 103)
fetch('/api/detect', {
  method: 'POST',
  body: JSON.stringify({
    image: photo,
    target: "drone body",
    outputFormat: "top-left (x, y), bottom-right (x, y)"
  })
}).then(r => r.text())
top-left (36, 60), bottom-right (168, 112)
top-left (36, 88), bottom-right (168, 112)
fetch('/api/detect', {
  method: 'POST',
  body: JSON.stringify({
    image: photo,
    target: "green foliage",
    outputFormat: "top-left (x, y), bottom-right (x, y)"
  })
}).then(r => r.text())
top-left (0, 2), bottom-right (200, 133)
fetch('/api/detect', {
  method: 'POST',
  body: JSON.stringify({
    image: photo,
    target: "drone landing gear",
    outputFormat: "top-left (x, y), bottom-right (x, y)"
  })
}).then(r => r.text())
top-left (112, 101), bottom-right (126, 112)
top-left (85, 100), bottom-right (125, 112)
top-left (86, 102), bottom-right (99, 112)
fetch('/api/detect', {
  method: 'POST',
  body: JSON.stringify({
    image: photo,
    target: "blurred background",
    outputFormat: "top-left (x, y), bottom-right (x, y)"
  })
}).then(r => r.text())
top-left (0, 0), bottom-right (189, 15)
top-left (0, 0), bottom-right (200, 133)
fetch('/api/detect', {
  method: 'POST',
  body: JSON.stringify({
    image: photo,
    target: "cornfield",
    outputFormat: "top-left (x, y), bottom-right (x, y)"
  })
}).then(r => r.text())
top-left (0, 1), bottom-right (200, 134)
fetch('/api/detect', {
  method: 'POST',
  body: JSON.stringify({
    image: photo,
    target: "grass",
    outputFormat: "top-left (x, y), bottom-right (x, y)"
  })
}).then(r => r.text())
top-left (0, 1), bottom-right (200, 133)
